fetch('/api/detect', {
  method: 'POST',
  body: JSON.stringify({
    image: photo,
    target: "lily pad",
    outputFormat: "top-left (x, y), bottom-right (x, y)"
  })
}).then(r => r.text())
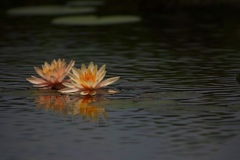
top-left (52, 15), bottom-right (141, 26)
top-left (136, 91), bottom-right (203, 100)
top-left (66, 1), bottom-right (105, 7)
top-left (145, 103), bottom-right (231, 115)
top-left (90, 96), bottom-right (233, 115)
top-left (90, 99), bottom-right (177, 109)
top-left (7, 6), bottom-right (96, 16)
top-left (0, 89), bottom-right (62, 97)
top-left (227, 104), bottom-right (240, 111)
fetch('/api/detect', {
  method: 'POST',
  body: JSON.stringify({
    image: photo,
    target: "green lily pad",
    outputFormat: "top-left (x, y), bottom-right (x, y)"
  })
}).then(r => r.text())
top-left (90, 99), bottom-right (177, 109)
top-left (7, 6), bottom-right (96, 16)
top-left (90, 97), bottom-right (232, 115)
top-left (0, 88), bottom-right (61, 97)
top-left (145, 103), bottom-right (230, 115)
top-left (66, 1), bottom-right (105, 7)
top-left (227, 104), bottom-right (240, 111)
top-left (137, 91), bottom-right (203, 100)
top-left (52, 15), bottom-right (141, 26)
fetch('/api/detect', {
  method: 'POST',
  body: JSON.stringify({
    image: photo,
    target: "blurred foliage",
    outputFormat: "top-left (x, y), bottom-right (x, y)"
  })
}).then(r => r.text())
top-left (84, 0), bottom-right (240, 15)
top-left (0, 0), bottom-right (65, 9)
top-left (2, 0), bottom-right (240, 10)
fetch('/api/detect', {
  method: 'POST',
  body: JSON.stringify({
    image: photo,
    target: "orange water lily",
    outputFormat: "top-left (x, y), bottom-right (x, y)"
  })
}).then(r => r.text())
top-left (26, 59), bottom-right (75, 89)
top-left (59, 62), bottom-right (120, 95)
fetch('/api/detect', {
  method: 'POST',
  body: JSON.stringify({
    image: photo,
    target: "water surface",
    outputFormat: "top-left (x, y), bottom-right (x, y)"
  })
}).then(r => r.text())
top-left (1, 4), bottom-right (240, 160)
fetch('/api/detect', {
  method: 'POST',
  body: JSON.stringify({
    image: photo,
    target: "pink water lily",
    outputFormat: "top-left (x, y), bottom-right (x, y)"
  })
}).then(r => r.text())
top-left (26, 59), bottom-right (75, 89)
top-left (59, 62), bottom-right (120, 95)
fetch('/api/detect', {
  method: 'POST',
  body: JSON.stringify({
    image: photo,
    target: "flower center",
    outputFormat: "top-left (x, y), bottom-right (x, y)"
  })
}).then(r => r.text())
top-left (81, 70), bottom-right (96, 84)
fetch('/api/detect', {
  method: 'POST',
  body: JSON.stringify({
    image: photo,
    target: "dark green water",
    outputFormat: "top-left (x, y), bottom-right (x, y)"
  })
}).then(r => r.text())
top-left (1, 2), bottom-right (240, 160)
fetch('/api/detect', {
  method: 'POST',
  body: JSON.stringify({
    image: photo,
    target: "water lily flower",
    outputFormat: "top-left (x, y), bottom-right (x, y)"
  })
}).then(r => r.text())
top-left (59, 62), bottom-right (120, 95)
top-left (26, 59), bottom-right (75, 89)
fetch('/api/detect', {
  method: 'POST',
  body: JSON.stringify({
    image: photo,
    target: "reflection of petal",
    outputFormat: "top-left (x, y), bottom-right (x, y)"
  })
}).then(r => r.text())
top-left (35, 95), bottom-right (68, 113)
top-left (89, 90), bottom-right (96, 95)
top-left (72, 96), bottom-right (106, 122)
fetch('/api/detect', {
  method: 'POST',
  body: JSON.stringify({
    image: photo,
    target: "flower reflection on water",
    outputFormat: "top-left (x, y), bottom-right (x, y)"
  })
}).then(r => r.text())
top-left (34, 95), bottom-right (106, 122)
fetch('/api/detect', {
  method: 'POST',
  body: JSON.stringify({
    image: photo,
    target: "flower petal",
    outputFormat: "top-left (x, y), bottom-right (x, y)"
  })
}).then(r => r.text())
top-left (44, 62), bottom-right (50, 69)
top-left (97, 64), bottom-right (106, 77)
top-left (62, 82), bottom-right (75, 88)
top-left (71, 81), bottom-right (83, 89)
top-left (52, 59), bottom-right (57, 66)
top-left (68, 73), bottom-right (79, 83)
top-left (26, 76), bottom-right (47, 84)
top-left (34, 66), bottom-right (49, 80)
top-left (108, 89), bottom-right (120, 94)
top-left (66, 60), bottom-right (75, 73)
top-left (92, 80), bottom-right (100, 88)
top-left (96, 76), bottom-right (120, 88)
top-left (57, 58), bottom-right (61, 65)
top-left (58, 72), bottom-right (67, 83)
top-left (96, 70), bottom-right (106, 84)
top-left (34, 66), bottom-right (43, 77)
top-left (33, 84), bottom-right (50, 88)
top-left (88, 61), bottom-right (94, 71)
top-left (81, 63), bottom-right (87, 73)
top-left (50, 75), bottom-right (56, 83)
top-left (71, 67), bottom-right (79, 77)
top-left (59, 87), bottom-right (80, 93)
top-left (80, 90), bottom-right (90, 95)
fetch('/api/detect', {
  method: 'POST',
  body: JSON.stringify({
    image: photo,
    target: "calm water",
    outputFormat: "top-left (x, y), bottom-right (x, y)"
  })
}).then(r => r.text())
top-left (1, 3), bottom-right (240, 160)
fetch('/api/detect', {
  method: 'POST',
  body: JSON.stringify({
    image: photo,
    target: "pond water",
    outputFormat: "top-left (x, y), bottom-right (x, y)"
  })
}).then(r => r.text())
top-left (1, 2), bottom-right (240, 160)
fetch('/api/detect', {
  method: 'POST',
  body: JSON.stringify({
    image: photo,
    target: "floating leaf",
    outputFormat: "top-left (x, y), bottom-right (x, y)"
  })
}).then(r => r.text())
top-left (137, 91), bottom-right (203, 100)
top-left (52, 15), bottom-right (141, 26)
top-left (145, 103), bottom-right (230, 115)
top-left (0, 88), bottom-right (62, 97)
top-left (90, 97), bottom-right (231, 115)
top-left (91, 99), bottom-right (177, 109)
top-left (228, 104), bottom-right (240, 111)
top-left (7, 6), bottom-right (96, 16)
top-left (66, 1), bottom-right (105, 7)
